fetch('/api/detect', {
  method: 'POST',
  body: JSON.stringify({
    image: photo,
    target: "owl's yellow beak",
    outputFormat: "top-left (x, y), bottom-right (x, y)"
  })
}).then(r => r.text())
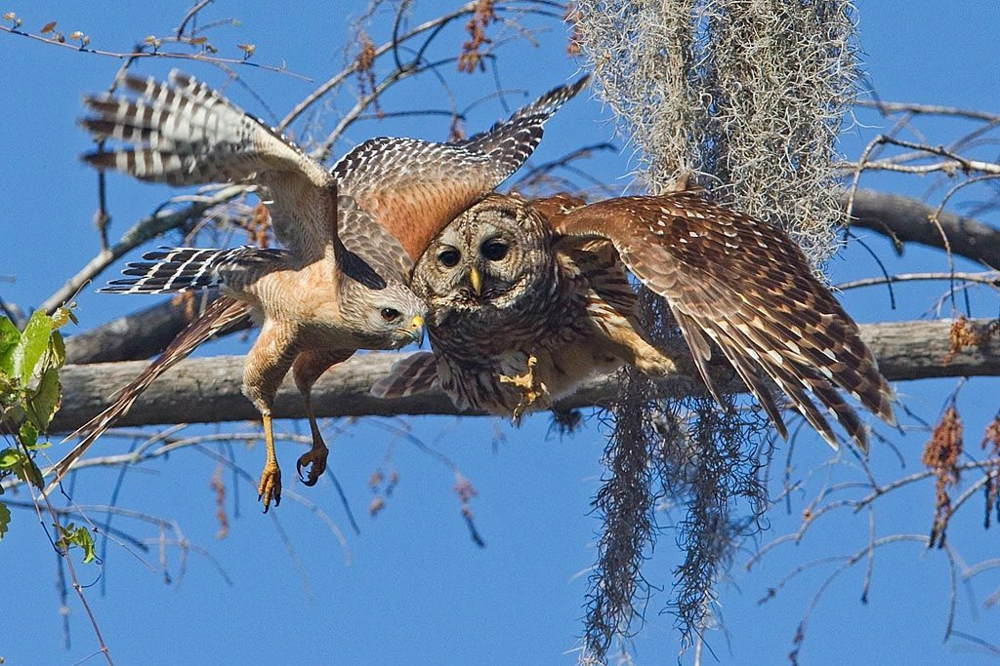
top-left (468, 267), bottom-right (483, 296)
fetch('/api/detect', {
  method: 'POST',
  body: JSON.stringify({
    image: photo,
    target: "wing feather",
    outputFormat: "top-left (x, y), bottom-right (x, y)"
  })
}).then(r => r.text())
top-left (81, 70), bottom-right (336, 260)
top-left (552, 192), bottom-right (895, 451)
top-left (45, 296), bottom-right (252, 492)
top-left (330, 77), bottom-right (589, 264)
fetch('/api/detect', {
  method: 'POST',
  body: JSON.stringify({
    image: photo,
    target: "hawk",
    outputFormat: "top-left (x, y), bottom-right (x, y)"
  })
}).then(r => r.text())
top-left (373, 190), bottom-right (897, 451)
top-left (50, 70), bottom-right (589, 506)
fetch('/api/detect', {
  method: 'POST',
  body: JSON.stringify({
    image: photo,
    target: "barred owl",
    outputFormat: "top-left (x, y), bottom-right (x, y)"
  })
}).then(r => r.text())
top-left (374, 190), bottom-right (896, 451)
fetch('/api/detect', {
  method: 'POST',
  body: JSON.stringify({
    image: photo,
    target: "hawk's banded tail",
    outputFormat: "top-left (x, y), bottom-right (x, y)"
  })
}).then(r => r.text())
top-left (45, 296), bottom-right (252, 493)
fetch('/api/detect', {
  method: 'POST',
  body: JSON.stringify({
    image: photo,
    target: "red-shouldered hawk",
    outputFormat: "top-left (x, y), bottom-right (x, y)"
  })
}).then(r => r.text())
top-left (49, 70), bottom-right (589, 506)
top-left (373, 190), bottom-right (896, 451)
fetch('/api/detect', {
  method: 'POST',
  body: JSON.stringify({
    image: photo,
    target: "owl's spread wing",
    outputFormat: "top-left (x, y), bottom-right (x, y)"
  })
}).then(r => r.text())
top-left (528, 193), bottom-right (588, 224)
top-left (81, 70), bottom-right (336, 261)
top-left (330, 76), bottom-right (589, 264)
top-left (551, 192), bottom-right (896, 451)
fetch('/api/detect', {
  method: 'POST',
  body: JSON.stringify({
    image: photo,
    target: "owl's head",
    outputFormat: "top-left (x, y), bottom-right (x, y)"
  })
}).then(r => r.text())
top-left (412, 194), bottom-right (553, 317)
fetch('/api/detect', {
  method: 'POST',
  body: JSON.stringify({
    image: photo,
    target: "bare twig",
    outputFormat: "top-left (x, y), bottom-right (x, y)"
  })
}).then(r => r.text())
top-left (855, 99), bottom-right (1000, 123)
top-left (0, 24), bottom-right (309, 80)
top-left (836, 272), bottom-right (1000, 292)
top-left (39, 185), bottom-right (247, 315)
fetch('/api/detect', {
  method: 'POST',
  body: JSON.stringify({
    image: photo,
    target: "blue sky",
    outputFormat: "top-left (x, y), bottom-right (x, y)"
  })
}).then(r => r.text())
top-left (2, 1), bottom-right (1000, 664)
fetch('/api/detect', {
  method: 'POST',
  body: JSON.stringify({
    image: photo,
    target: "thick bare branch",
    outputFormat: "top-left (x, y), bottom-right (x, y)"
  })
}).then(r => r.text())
top-left (50, 318), bottom-right (1000, 434)
top-left (845, 189), bottom-right (1000, 268)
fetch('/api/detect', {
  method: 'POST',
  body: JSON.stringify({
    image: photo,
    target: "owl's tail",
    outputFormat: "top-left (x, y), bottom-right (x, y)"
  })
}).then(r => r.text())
top-left (45, 296), bottom-right (252, 495)
top-left (79, 70), bottom-right (303, 185)
top-left (101, 246), bottom-right (288, 294)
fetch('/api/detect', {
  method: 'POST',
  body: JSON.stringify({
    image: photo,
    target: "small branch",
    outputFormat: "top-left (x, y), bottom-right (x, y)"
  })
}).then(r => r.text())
top-left (836, 272), bottom-right (1000, 292)
top-left (39, 185), bottom-right (247, 315)
top-left (844, 189), bottom-right (1000, 269)
top-left (855, 99), bottom-right (1000, 123)
top-left (0, 24), bottom-right (309, 81)
top-left (842, 136), bottom-right (1000, 176)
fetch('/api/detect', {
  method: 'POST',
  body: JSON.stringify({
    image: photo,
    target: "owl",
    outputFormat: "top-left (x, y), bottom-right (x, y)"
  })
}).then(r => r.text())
top-left (373, 190), bottom-right (897, 452)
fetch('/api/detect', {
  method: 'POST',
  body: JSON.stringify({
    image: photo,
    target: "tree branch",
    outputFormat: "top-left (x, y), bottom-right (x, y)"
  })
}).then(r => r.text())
top-left (845, 189), bottom-right (1000, 268)
top-left (49, 318), bottom-right (1000, 434)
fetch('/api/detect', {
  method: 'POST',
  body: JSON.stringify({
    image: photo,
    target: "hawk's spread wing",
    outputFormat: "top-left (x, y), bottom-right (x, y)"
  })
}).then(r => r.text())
top-left (336, 195), bottom-right (413, 288)
top-left (551, 191), bottom-right (896, 451)
top-left (81, 71), bottom-right (336, 261)
top-left (330, 75), bottom-right (589, 264)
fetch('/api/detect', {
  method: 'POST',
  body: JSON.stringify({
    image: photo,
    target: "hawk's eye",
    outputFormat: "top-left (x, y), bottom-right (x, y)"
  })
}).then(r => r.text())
top-left (438, 248), bottom-right (460, 268)
top-left (481, 240), bottom-right (508, 261)
top-left (380, 308), bottom-right (401, 323)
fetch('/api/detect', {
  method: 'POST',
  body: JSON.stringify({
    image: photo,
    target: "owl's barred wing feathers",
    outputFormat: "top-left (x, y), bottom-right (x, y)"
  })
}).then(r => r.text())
top-left (331, 76), bottom-right (589, 263)
top-left (46, 296), bottom-right (252, 493)
top-left (553, 192), bottom-right (895, 451)
top-left (80, 70), bottom-right (336, 260)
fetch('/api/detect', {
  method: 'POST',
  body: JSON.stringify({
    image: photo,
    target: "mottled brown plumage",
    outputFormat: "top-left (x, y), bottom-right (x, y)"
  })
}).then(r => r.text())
top-left (374, 190), bottom-right (896, 451)
top-left (50, 70), bottom-right (588, 504)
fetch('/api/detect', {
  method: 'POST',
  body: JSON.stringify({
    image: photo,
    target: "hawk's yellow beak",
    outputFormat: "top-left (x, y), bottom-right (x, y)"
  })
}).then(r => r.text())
top-left (469, 267), bottom-right (483, 296)
top-left (408, 314), bottom-right (425, 346)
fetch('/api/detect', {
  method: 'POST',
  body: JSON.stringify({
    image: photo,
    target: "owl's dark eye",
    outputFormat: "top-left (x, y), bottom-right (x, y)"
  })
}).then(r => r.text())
top-left (438, 248), bottom-right (460, 268)
top-left (380, 308), bottom-right (401, 323)
top-left (481, 240), bottom-right (508, 261)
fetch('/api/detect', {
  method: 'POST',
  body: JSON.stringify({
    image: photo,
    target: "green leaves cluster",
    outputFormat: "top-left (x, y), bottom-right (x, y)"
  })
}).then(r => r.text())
top-left (0, 306), bottom-right (76, 542)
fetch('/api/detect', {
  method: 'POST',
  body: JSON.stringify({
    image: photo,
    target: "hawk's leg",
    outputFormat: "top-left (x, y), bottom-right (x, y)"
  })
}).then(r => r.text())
top-left (258, 414), bottom-right (281, 512)
top-left (499, 354), bottom-right (550, 423)
top-left (292, 349), bottom-right (352, 487)
top-left (243, 321), bottom-right (300, 512)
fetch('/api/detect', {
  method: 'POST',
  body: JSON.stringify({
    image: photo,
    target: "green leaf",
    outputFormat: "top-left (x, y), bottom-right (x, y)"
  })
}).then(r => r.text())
top-left (57, 523), bottom-right (97, 564)
top-left (49, 329), bottom-right (66, 368)
top-left (0, 501), bottom-right (10, 541)
top-left (13, 311), bottom-right (53, 384)
top-left (19, 420), bottom-right (38, 448)
top-left (0, 448), bottom-right (21, 468)
top-left (0, 317), bottom-right (19, 377)
top-left (0, 448), bottom-right (43, 489)
top-left (27, 367), bottom-right (61, 431)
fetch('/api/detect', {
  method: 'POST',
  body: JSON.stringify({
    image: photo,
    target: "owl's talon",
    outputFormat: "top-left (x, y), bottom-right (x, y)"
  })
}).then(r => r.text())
top-left (258, 461), bottom-right (282, 513)
top-left (296, 441), bottom-right (328, 487)
top-left (500, 354), bottom-right (548, 423)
